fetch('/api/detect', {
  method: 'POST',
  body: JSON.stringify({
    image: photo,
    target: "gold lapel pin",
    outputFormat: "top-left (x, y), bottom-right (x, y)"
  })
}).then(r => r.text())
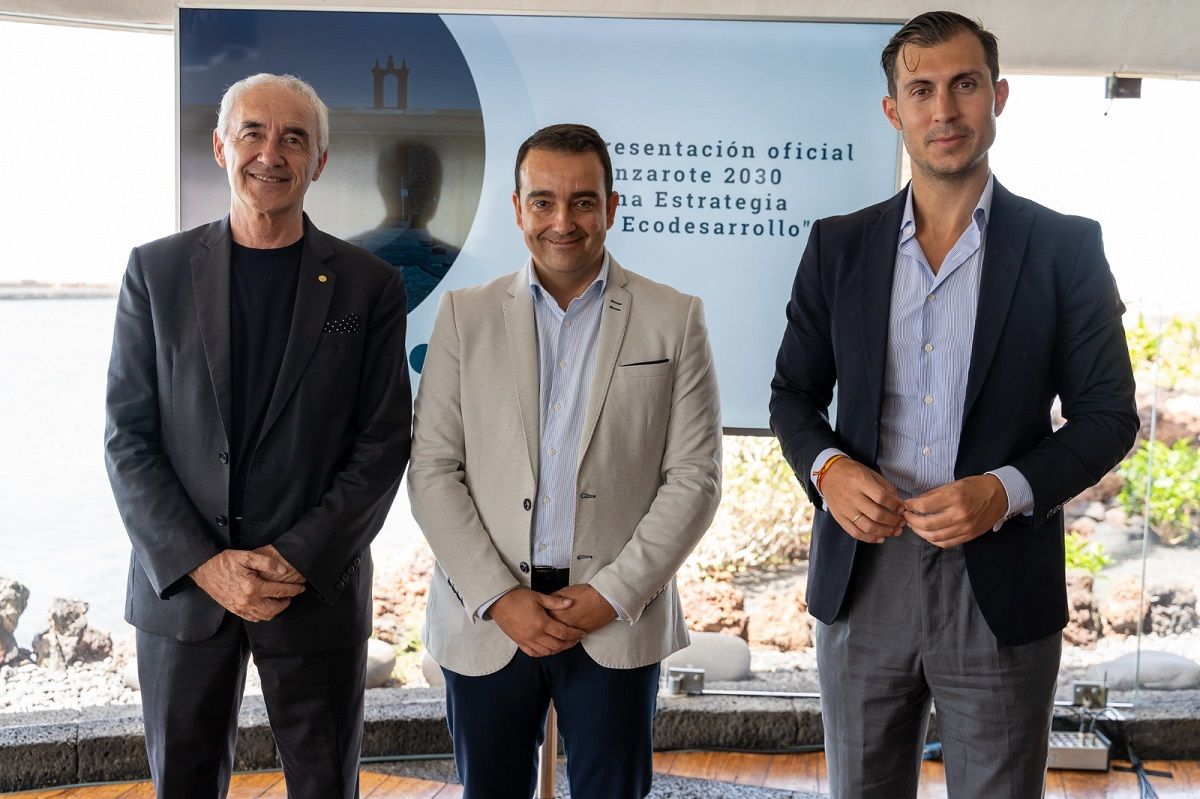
top-left (318, 274), bottom-right (328, 283)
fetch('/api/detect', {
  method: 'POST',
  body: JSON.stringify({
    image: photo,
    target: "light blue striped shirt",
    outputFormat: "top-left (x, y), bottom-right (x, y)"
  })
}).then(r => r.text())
top-left (815, 176), bottom-right (1033, 526)
top-left (529, 255), bottom-right (608, 569)
top-left (477, 254), bottom-right (627, 621)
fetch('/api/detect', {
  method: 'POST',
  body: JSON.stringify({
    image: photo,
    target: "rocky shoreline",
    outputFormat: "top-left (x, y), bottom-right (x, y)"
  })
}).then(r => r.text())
top-left (1, 658), bottom-right (138, 713)
top-left (5, 628), bottom-right (1199, 716)
top-left (1, 579), bottom-right (136, 714)
top-left (0, 282), bottom-right (117, 300)
top-left (5, 551), bottom-right (1200, 715)
top-left (6, 480), bottom-right (1200, 716)
top-left (6, 373), bottom-right (1199, 714)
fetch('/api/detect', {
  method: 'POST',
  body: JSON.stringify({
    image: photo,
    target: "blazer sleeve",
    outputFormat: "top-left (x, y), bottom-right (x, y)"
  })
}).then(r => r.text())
top-left (1010, 221), bottom-right (1139, 524)
top-left (105, 247), bottom-right (221, 597)
top-left (270, 266), bottom-right (413, 602)
top-left (406, 291), bottom-right (522, 618)
top-left (588, 296), bottom-right (723, 624)
top-left (769, 219), bottom-right (846, 504)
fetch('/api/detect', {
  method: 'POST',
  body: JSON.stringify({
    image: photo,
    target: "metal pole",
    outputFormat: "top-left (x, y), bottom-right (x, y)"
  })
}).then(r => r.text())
top-left (1134, 305), bottom-right (1164, 707)
top-left (695, 689), bottom-right (822, 699)
top-left (537, 701), bottom-right (558, 798)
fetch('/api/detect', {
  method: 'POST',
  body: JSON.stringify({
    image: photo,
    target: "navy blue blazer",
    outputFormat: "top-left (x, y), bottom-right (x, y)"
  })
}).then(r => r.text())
top-left (770, 181), bottom-right (1138, 646)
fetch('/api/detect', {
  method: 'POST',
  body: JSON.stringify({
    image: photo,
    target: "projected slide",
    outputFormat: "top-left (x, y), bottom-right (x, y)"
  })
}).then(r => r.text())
top-left (179, 9), bottom-right (900, 430)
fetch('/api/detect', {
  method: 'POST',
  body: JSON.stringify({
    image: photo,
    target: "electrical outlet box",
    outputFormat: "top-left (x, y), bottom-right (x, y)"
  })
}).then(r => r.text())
top-left (665, 666), bottom-right (706, 695)
top-left (1047, 730), bottom-right (1110, 771)
top-left (1072, 682), bottom-right (1108, 710)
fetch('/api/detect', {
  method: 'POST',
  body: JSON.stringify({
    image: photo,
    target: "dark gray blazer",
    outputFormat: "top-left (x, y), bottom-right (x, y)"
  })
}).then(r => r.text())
top-left (105, 215), bottom-right (412, 651)
top-left (770, 181), bottom-right (1139, 646)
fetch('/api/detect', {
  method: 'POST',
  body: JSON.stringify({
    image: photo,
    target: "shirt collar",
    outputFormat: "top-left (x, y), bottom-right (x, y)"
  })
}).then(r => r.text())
top-left (899, 173), bottom-right (995, 243)
top-left (528, 251), bottom-right (610, 304)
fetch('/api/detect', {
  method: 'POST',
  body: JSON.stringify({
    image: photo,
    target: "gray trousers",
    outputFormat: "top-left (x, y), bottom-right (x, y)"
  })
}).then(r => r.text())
top-left (816, 530), bottom-right (1061, 799)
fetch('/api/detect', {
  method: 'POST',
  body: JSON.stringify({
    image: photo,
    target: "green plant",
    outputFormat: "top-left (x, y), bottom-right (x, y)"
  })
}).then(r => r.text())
top-left (1118, 438), bottom-right (1200, 545)
top-left (1063, 531), bottom-right (1110, 573)
top-left (1125, 313), bottom-right (1158, 373)
top-left (1125, 313), bottom-right (1200, 388)
top-left (399, 623), bottom-right (423, 654)
top-left (686, 436), bottom-right (813, 577)
top-left (386, 624), bottom-right (427, 688)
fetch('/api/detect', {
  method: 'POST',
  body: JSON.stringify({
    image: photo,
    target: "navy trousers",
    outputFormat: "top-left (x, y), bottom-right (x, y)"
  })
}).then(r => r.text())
top-left (442, 570), bottom-right (661, 799)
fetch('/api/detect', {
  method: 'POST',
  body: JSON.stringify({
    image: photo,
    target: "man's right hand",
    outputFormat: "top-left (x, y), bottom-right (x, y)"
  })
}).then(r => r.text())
top-left (190, 550), bottom-right (306, 622)
top-left (821, 457), bottom-right (906, 544)
top-left (489, 587), bottom-right (586, 658)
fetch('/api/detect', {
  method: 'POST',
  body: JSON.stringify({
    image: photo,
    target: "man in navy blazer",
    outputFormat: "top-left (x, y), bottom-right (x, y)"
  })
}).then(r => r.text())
top-left (105, 74), bottom-right (411, 798)
top-left (770, 12), bottom-right (1137, 798)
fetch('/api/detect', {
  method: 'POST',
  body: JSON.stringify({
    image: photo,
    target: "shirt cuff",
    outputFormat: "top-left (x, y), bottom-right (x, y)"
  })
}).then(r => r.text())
top-left (811, 447), bottom-right (847, 510)
top-left (987, 465), bottom-right (1034, 531)
top-left (477, 587), bottom-right (517, 620)
top-left (592, 585), bottom-right (630, 623)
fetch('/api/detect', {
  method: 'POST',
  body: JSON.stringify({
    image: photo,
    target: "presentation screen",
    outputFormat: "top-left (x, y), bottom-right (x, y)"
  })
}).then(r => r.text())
top-left (178, 8), bottom-right (901, 431)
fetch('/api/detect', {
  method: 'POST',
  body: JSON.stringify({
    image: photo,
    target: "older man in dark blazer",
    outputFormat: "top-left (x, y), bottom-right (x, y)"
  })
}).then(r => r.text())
top-left (770, 12), bottom-right (1138, 799)
top-left (105, 73), bottom-right (411, 799)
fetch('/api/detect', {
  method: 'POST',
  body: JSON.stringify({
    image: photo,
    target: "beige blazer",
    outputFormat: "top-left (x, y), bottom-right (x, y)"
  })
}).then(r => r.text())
top-left (408, 257), bottom-right (722, 676)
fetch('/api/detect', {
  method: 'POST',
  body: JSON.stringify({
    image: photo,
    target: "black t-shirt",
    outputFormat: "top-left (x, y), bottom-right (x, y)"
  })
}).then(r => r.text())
top-left (229, 238), bottom-right (303, 533)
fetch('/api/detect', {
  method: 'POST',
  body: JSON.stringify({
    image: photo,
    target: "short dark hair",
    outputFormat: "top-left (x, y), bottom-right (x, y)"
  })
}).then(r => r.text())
top-left (514, 123), bottom-right (613, 195)
top-left (881, 11), bottom-right (1000, 97)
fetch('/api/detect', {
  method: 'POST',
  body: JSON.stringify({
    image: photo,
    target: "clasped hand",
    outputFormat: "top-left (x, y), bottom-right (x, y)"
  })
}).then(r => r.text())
top-left (190, 545), bottom-right (306, 622)
top-left (821, 458), bottom-right (1008, 548)
top-left (490, 584), bottom-right (617, 658)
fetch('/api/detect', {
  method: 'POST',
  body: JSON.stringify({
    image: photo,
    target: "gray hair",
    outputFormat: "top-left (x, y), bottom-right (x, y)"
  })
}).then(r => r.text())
top-left (216, 73), bottom-right (330, 154)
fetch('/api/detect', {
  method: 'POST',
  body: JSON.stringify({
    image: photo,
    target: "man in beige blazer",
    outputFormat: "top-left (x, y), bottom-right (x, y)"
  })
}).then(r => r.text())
top-left (408, 123), bottom-right (722, 799)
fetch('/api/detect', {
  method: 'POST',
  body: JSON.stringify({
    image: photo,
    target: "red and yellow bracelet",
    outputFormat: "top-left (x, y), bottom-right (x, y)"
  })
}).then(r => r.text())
top-left (814, 453), bottom-right (848, 492)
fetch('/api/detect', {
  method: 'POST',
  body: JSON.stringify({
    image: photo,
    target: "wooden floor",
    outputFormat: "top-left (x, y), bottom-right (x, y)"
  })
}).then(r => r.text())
top-left (654, 751), bottom-right (1200, 796)
top-left (5, 752), bottom-right (1199, 797)
top-left (0, 771), bottom-right (462, 799)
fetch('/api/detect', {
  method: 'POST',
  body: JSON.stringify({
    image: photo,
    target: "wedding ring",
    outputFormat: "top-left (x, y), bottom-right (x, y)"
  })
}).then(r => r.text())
top-left (851, 513), bottom-right (863, 523)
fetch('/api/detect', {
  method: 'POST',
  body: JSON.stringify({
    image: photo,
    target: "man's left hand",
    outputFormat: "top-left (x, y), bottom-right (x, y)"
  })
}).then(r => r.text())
top-left (549, 584), bottom-right (618, 634)
top-left (903, 474), bottom-right (1009, 548)
top-left (253, 545), bottom-right (306, 584)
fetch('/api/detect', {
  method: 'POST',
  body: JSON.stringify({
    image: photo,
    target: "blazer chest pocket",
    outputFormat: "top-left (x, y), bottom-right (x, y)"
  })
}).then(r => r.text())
top-left (616, 358), bottom-right (672, 379)
top-left (318, 314), bottom-right (365, 349)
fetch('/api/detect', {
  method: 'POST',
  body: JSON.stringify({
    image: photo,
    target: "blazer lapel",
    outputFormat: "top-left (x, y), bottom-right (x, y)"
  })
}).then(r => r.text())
top-left (257, 219), bottom-right (336, 446)
top-left (963, 180), bottom-right (1031, 420)
top-left (502, 265), bottom-right (541, 483)
top-left (858, 188), bottom-right (906, 441)
top-left (191, 218), bottom-right (234, 445)
top-left (578, 259), bottom-right (631, 467)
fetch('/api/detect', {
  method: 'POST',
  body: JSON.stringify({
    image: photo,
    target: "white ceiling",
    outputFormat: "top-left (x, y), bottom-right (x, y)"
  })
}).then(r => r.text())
top-left (3, 0), bottom-right (1197, 78)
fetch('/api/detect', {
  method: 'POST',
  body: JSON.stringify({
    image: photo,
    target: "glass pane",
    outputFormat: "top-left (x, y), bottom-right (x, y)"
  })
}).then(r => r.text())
top-left (991, 76), bottom-right (1200, 704)
top-left (0, 19), bottom-right (172, 712)
top-left (701, 76), bottom-right (1200, 710)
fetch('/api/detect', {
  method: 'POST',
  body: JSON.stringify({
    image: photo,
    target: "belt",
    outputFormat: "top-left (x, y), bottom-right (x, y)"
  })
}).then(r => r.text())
top-left (531, 566), bottom-right (569, 594)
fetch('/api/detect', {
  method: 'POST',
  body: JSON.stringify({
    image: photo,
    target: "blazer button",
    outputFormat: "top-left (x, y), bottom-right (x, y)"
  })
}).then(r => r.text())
top-left (519, 562), bottom-right (530, 573)
top-left (523, 498), bottom-right (532, 511)
top-left (215, 515), bottom-right (228, 526)
top-left (352, 556), bottom-right (361, 567)
top-left (218, 451), bottom-right (229, 464)
top-left (337, 579), bottom-right (346, 590)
